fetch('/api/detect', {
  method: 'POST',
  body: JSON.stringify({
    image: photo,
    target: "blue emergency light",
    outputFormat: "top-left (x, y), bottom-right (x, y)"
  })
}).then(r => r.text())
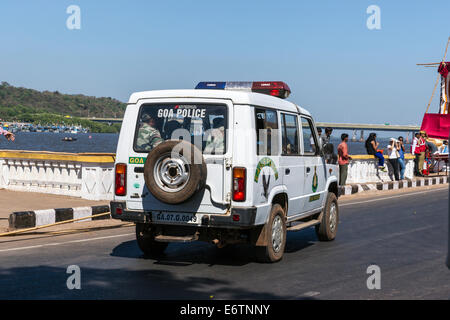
top-left (195, 81), bottom-right (291, 99)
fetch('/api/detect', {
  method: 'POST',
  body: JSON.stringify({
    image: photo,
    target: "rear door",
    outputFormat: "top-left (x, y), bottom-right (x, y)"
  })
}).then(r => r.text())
top-left (126, 98), bottom-right (233, 214)
top-left (300, 116), bottom-right (326, 212)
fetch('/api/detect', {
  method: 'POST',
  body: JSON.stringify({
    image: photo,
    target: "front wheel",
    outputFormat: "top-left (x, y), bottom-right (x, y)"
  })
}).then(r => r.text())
top-left (315, 193), bottom-right (339, 241)
top-left (136, 223), bottom-right (168, 257)
top-left (255, 204), bottom-right (287, 263)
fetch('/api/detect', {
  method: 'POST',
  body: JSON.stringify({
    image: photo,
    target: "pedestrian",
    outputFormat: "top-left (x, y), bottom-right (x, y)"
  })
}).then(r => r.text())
top-left (337, 133), bottom-right (352, 186)
top-left (397, 136), bottom-right (406, 180)
top-left (415, 131), bottom-right (427, 177)
top-left (412, 132), bottom-right (420, 175)
top-left (365, 132), bottom-right (386, 171)
top-left (387, 138), bottom-right (400, 181)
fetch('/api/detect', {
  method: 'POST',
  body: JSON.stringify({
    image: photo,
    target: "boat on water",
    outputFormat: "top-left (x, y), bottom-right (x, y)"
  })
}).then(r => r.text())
top-left (62, 137), bottom-right (77, 142)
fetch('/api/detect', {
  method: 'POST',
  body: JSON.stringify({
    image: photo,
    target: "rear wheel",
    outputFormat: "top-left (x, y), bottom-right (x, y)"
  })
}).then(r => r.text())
top-left (315, 193), bottom-right (339, 241)
top-left (136, 223), bottom-right (168, 257)
top-left (255, 204), bottom-right (286, 263)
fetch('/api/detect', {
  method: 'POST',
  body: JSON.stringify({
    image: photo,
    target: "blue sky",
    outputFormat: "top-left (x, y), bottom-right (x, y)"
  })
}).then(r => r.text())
top-left (0, 0), bottom-right (449, 125)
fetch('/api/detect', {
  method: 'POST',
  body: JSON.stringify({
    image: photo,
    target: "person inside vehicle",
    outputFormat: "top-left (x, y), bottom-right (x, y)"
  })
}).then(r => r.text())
top-left (204, 117), bottom-right (225, 154)
top-left (322, 127), bottom-right (337, 164)
top-left (311, 127), bottom-right (322, 153)
top-left (164, 120), bottom-right (182, 140)
top-left (136, 113), bottom-right (163, 151)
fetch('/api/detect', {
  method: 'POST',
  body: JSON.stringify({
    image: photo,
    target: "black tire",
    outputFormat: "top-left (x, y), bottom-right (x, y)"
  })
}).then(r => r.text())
top-left (255, 204), bottom-right (287, 263)
top-left (315, 192), bottom-right (339, 241)
top-left (136, 223), bottom-right (168, 257)
top-left (144, 140), bottom-right (207, 204)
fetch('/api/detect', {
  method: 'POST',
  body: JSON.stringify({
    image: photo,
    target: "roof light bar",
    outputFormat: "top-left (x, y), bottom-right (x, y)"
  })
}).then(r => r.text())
top-left (195, 81), bottom-right (291, 99)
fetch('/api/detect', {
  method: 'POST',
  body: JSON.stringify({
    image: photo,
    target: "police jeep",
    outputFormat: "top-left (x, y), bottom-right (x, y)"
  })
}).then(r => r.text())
top-left (111, 81), bottom-right (339, 262)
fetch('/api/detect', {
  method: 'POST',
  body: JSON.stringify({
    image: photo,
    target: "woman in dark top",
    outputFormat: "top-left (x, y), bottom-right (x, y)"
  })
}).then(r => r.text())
top-left (365, 133), bottom-right (386, 172)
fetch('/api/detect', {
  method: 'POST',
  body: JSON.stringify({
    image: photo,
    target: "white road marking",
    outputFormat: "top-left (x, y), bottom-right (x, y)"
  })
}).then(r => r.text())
top-left (302, 291), bottom-right (320, 297)
top-left (340, 187), bottom-right (448, 207)
top-left (0, 187), bottom-right (447, 253)
top-left (0, 233), bottom-right (134, 253)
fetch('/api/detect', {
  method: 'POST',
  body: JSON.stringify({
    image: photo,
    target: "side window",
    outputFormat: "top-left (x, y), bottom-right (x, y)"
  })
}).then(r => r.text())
top-left (255, 108), bottom-right (279, 155)
top-left (281, 113), bottom-right (300, 155)
top-left (301, 117), bottom-right (318, 155)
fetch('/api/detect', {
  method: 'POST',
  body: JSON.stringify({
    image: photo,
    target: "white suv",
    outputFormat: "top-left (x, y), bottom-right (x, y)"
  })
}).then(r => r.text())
top-left (111, 81), bottom-right (339, 262)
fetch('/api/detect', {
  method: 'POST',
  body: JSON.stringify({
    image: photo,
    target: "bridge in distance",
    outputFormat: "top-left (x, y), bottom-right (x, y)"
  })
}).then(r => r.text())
top-left (85, 117), bottom-right (420, 133)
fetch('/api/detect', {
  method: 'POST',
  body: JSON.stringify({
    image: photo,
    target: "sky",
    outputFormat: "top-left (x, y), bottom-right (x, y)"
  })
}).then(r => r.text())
top-left (0, 0), bottom-right (449, 126)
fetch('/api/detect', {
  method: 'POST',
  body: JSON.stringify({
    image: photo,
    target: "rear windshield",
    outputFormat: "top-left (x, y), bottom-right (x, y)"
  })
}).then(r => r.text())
top-left (134, 103), bottom-right (227, 154)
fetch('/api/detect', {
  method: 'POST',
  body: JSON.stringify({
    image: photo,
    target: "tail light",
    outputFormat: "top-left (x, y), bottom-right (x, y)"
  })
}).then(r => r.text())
top-left (233, 167), bottom-right (246, 202)
top-left (115, 163), bottom-right (127, 196)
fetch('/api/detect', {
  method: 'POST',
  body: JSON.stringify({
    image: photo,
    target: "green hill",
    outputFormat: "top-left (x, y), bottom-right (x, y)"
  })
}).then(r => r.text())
top-left (0, 81), bottom-right (126, 118)
top-left (0, 81), bottom-right (126, 133)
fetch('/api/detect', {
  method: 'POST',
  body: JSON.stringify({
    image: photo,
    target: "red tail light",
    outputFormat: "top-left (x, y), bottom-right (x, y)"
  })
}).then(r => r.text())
top-left (233, 167), bottom-right (246, 202)
top-left (115, 163), bottom-right (127, 196)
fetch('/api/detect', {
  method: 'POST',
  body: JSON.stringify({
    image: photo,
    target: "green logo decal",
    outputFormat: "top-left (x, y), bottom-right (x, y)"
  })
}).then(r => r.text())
top-left (254, 157), bottom-right (279, 182)
top-left (309, 194), bottom-right (320, 202)
top-left (129, 157), bottom-right (146, 164)
top-left (312, 166), bottom-right (318, 192)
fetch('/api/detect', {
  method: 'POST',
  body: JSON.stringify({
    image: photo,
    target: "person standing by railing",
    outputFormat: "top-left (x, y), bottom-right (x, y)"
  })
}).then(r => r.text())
top-left (387, 138), bottom-right (400, 181)
top-left (415, 131), bottom-right (427, 177)
top-left (337, 133), bottom-right (352, 186)
top-left (397, 136), bottom-right (406, 180)
top-left (365, 132), bottom-right (386, 172)
top-left (412, 132), bottom-right (420, 176)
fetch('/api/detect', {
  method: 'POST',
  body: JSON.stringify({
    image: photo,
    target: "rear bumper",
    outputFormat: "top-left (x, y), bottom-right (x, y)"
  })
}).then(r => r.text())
top-left (110, 201), bottom-right (258, 228)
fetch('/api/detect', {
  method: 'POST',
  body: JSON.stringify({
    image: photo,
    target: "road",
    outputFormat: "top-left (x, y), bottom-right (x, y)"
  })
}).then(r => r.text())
top-left (0, 186), bottom-right (449, 299)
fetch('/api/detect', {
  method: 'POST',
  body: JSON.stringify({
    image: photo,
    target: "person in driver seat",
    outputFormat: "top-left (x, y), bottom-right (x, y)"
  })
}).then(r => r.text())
top-left (136, 113), bottom-right (163, 151)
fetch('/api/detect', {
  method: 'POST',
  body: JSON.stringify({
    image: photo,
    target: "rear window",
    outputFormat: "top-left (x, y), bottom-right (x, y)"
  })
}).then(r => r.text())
top-left (134, 103), bottom-right (227, 154)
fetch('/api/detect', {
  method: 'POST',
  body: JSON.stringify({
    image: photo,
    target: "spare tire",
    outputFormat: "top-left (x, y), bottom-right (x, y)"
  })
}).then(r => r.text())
top-left (144, 140), bottom-right (207, 204)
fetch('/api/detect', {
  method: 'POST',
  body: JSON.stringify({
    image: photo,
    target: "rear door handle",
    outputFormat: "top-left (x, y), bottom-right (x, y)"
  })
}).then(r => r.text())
top-left (285, 168), bottom-right (290, 175)
top-left (306, 167), bottom-right (311, 173)
top-left (134, 167), bottom-right (144, 173)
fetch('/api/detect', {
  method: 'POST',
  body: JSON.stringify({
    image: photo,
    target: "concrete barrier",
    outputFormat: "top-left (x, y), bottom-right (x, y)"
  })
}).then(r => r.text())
top-left (0, 150), bottom-right (438, 200)
top-left (0, 150), bottom-right (115, 200)
top-left (8, 205), bottom-right (110, 229)
top-left (346, 154), bottom-right (415, 184)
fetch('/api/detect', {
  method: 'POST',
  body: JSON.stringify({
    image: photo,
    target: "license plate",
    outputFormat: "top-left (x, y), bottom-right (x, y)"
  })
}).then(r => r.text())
top-left (153, 212), bottom-right (198, 224)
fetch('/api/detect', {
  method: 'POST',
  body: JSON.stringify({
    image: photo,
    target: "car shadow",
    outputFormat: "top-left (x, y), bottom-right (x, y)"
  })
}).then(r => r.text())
top-left (110, 227), bottom-right (319, 266)
top-left (0, 264), bottom-right (304, 300)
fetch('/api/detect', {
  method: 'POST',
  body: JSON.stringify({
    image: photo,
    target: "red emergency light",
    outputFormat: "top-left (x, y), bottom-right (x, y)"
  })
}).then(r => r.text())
top-left (195, 81), bottom-right (291, 99)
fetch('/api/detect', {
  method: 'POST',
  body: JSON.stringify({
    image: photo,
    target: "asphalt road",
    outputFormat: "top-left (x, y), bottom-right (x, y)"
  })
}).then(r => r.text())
top-left (0, 187), bottom-right (449, 299)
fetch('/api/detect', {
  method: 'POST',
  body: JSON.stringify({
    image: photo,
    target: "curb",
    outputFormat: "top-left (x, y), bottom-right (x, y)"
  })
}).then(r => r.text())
top-left (8, 205), bottom-right (110, 230)
top-left (339, 176), bottom-right (448, 196)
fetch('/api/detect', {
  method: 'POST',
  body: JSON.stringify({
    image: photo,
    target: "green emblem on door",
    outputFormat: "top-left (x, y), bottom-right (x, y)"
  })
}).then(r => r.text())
top-left (312, 166), bottom-right (318, 192)
top-left (254, 157), bottom-right (279, 182)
